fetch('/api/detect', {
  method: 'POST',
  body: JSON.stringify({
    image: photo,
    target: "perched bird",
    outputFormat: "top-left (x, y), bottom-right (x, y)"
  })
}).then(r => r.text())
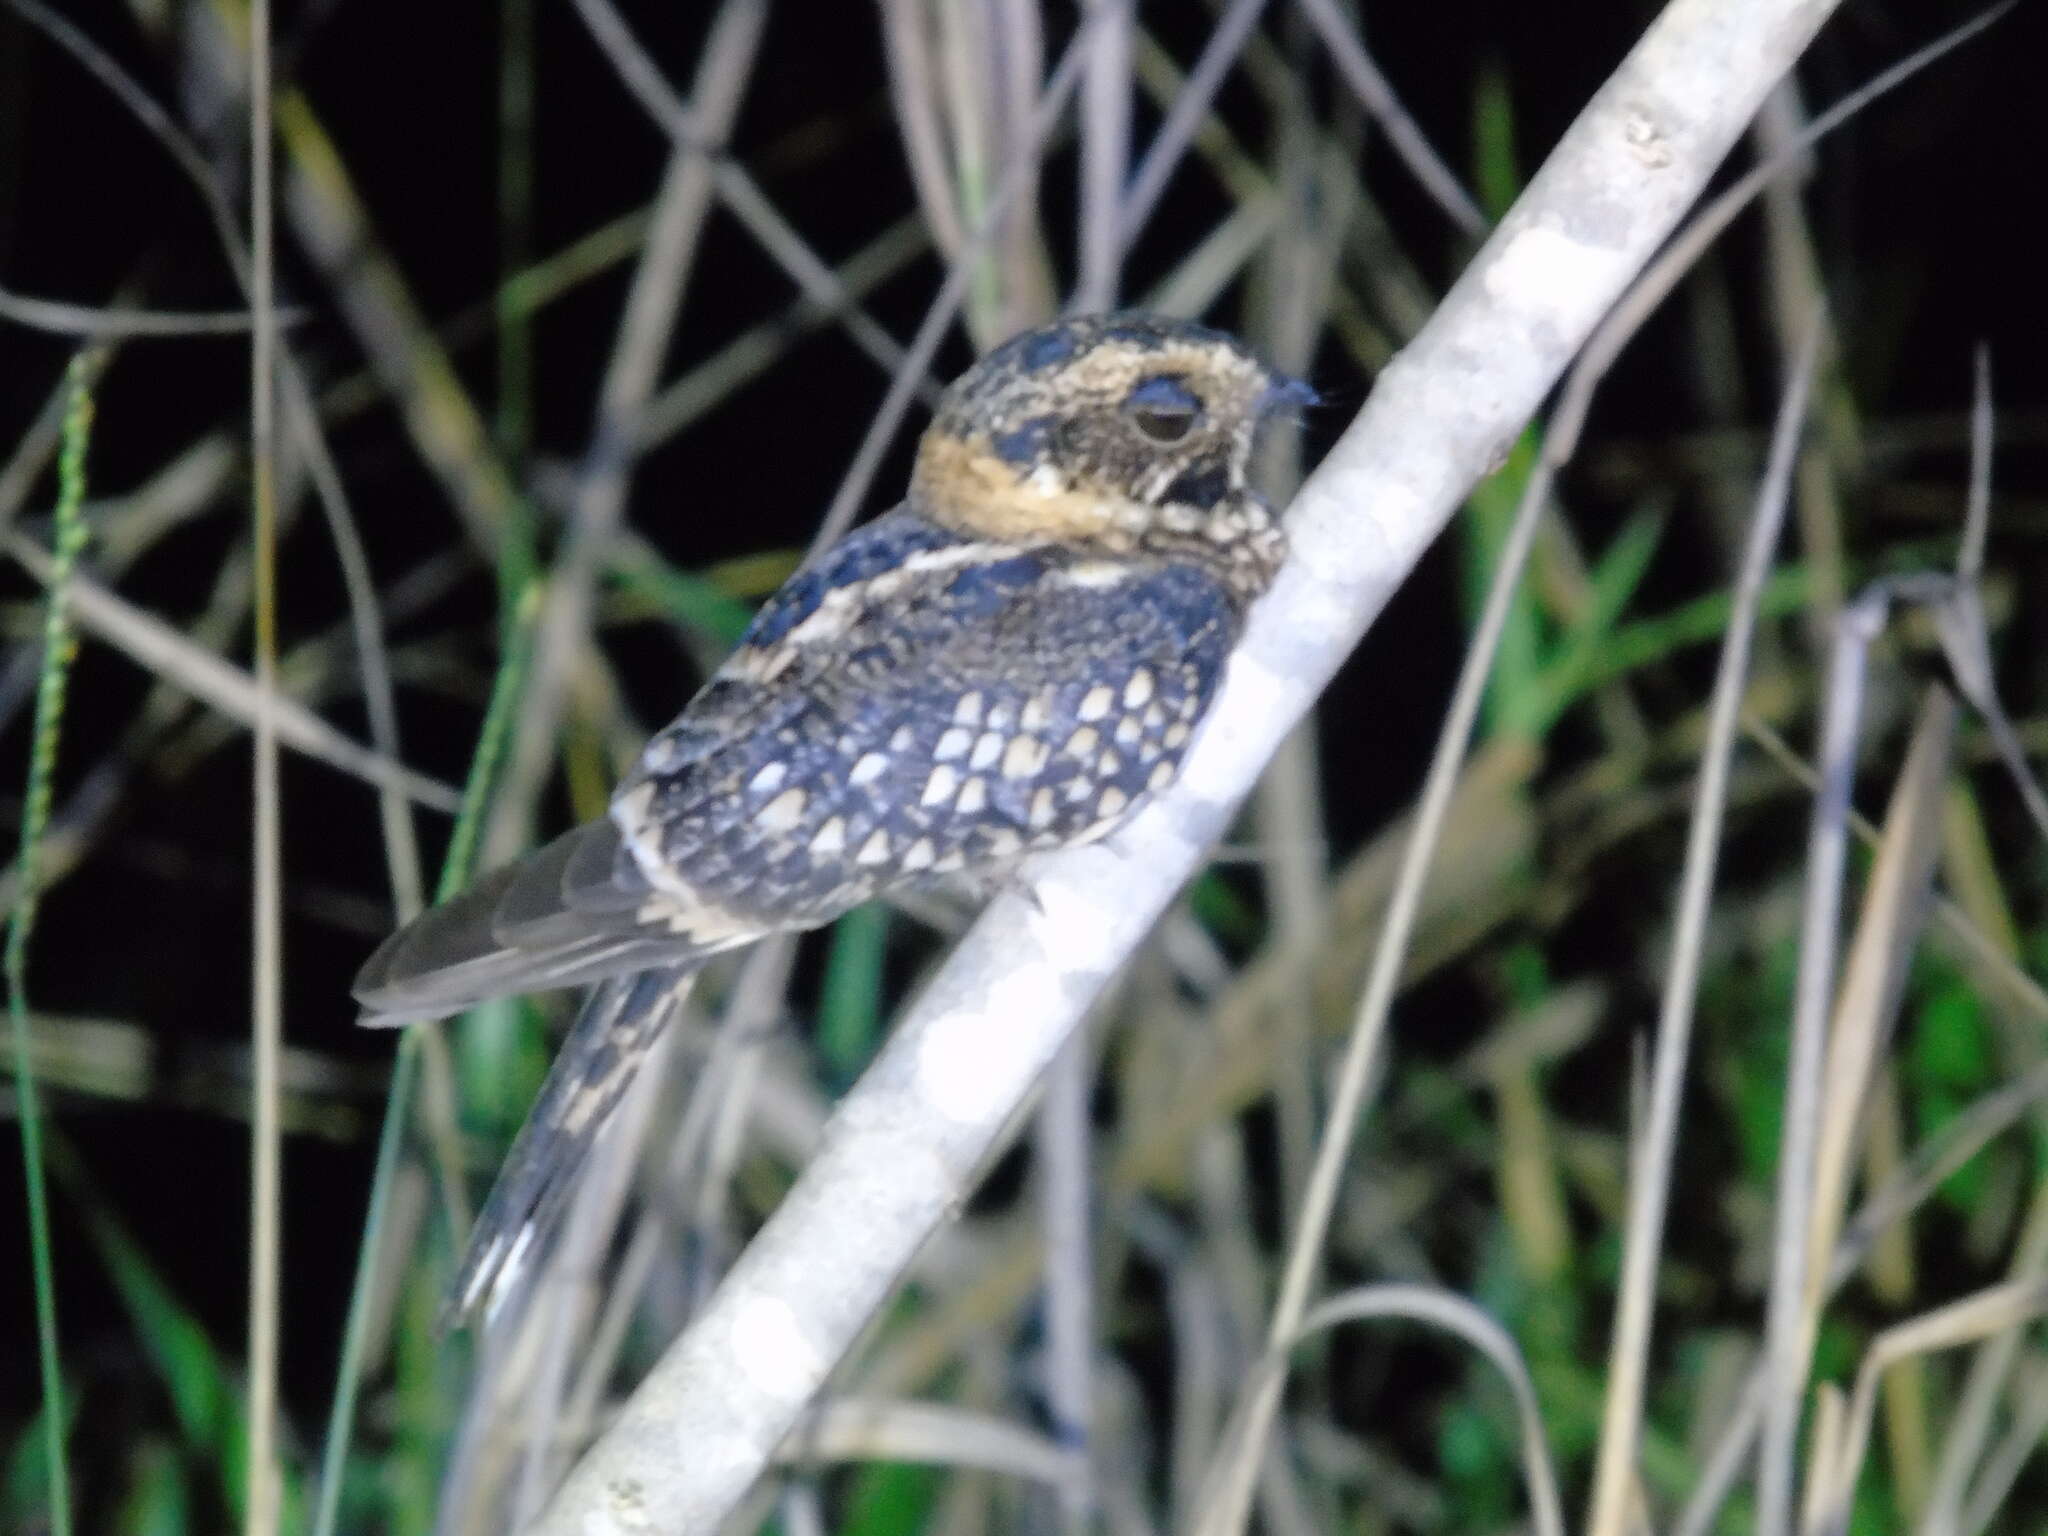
top-left (355, 312), bottom-right (1314, 1322)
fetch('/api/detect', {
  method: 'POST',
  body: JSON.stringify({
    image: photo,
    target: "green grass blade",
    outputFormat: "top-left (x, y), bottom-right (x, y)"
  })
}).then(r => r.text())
top-left (1463, 427), bottom-right (1545, 740)
top-left (607, 546), bottom-right (765, 649)
top-left (115, 1439), bottom-right (190, 1536)
top-left (5, 352), bottom-right (97, 1536)
top-left (311, 580), bottom-right (543, 1536)
top-left (1526, 505), bottom-right (1667, 732)
top-left (1583, 565), bottom-right (1811, 694)
top-left (4, 1388), bottom-right (81, 1526)
top-left (1472, 61), bottom-right (1523, 222)
top-left (819, 902), bottom-right (890, 1085)
top-left (46, 1136), bottom-right (307, 1529)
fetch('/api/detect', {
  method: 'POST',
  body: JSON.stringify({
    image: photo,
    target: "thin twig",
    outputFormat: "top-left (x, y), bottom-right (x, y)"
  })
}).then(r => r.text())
top-left (1074, 0), bottom-right (1132, 310)
top-left (1036, 1028), bottom-right (1100, 1533)
top-left (1820, 1279), bottom-right (2048, 1535)
top-left (497, 0), bottom-right (769, 859)
top-left (567, 0), bottom-right (933, 389)
top-left (1195, 234), bottom-right (1559, 1536)
top-left (1, 535), bottom-right (460, 811)
top-left (1120, 0), bottom-right (1272, 245)
top-left (1584, 314), bottom-right (1823, 1536)
top-left (1, 0), bottom-right (430, 929)
top-left (1220, 1285), bottom-right (1566, 1536)
top-left (0, 285), bottom-right (298, 337)
top-left (877, 0), bottom-right (967, 257)
top-left (1290, 0), bottom-right (1487, 236)
top-left (1755, 590), bottom-right (1886, 1536)
top-left (244, 0), bottom-right (283, 1527)
top-left (806, 1), bottom-right (1120, 555)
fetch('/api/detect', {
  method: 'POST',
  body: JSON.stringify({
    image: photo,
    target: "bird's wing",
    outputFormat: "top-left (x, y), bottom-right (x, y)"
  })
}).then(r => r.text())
top-left (611, 523), bottom-right (1250, 926)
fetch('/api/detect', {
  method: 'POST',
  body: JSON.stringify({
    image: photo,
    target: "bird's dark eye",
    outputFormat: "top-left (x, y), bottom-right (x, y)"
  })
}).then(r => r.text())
top-left (1124, 375), bottom-right (1203, 444)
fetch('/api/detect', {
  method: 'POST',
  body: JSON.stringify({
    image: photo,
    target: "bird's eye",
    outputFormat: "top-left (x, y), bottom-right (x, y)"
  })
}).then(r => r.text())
top-left (1124, 375), bottom-right (1203, 444)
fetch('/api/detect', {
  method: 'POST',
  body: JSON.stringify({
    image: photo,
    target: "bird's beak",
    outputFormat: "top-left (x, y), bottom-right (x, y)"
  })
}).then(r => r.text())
top-left (1259, 373), bottom-right (1320, 416)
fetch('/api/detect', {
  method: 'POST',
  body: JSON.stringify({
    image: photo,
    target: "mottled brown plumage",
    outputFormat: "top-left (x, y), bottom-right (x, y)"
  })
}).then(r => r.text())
top-left (354, 312), bottom-right (1311, 1323)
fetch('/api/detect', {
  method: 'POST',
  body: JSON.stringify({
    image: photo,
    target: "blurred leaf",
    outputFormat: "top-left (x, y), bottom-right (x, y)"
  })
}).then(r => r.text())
top-left (53, 1146), bottom-right (305, 1530)
top-left (840, 1460), bottom-right (938, 1536)
top-left (1910, 972), bottom-right (1991, 1088)
top-left (116, 1440), bottom-right (189, 1536)
top-left (385, 1256), bottom-right (453, 1536)
top-left (820, 903), bottom-right (891, 1085)
top-left (1190, 870), bottom-right (1262, 949)
top-left (1528, 506), bottom-right (1667, 730)
top-left (1471, 62), bottom-right (1522, 221)
top-left (4, 1386), bottom-right (81, 1526)
top-left (1587, 565), bottom-right (1809, 689)
top-left (1438, 1397), bottom-right (1511, 1525)
top-left (1463, 427), bottom-right (1546, 740)
top-left (609, 553), bottom-right (758, 648)
top-left (1911, 972), bottom-right (1996, 1207)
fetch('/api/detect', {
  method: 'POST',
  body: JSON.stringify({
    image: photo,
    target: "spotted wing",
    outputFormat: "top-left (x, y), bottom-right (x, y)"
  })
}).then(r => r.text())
top-left (611, 512), bottom-right (1247, 920)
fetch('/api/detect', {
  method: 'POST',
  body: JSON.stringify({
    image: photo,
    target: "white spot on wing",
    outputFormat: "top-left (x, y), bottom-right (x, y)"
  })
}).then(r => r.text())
top-left (758, 787), bottom-right (807, 832)
top-left (1004, 737), bottom-right (1049, 779)
top-left (921, 765), bottom-right (960, 807)
top-left (1029, 787), bottom-right (1056, 829)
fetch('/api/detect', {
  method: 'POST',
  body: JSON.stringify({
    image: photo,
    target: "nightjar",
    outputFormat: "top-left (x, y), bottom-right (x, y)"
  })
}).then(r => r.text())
top-left (354, 312), bottom-right (1314, 1322)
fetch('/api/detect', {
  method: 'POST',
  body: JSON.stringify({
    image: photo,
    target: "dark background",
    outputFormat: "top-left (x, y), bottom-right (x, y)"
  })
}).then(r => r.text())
top-left (4, 0), bottom-right (2046, 1506)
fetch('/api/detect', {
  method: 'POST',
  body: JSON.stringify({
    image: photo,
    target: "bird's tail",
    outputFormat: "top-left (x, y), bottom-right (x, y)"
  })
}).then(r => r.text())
top-left (443, 965), bottom-right (698, 1329)
top-left (352, 821), bottom-right (694, 1028)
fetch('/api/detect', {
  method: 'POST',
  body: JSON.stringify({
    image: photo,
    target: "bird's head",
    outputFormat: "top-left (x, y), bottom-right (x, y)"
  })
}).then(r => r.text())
top-left (910, 314), bottom-right (1314, 570)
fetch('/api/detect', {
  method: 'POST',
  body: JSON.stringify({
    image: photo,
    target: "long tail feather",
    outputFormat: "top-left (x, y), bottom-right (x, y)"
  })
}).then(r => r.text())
top-left (443, 965), bottom-right (697, 1329)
